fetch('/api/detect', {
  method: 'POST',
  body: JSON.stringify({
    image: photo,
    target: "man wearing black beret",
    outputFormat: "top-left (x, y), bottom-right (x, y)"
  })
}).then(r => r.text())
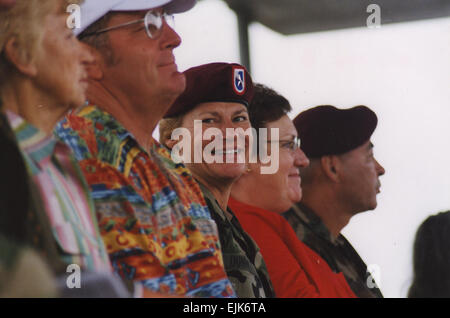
top-left (283, 105), bottom-right (385, 298)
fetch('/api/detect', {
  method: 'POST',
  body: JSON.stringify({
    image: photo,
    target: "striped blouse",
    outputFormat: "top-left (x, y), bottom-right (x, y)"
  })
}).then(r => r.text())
top-left (6, 111), bottom-right (111, 272)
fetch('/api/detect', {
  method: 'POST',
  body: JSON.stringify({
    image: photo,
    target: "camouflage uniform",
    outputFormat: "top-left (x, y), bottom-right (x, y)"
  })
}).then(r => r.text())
top-left (283, 203), bottom-right (383, 298)
top-left (199, 183), bottom-right (275, 298)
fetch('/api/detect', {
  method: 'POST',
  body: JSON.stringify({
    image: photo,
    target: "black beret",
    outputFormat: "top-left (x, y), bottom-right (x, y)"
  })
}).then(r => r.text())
top-left (164, 62), bottom-right (254, 118)
top-left (293, 105), bottom-right (378, 158)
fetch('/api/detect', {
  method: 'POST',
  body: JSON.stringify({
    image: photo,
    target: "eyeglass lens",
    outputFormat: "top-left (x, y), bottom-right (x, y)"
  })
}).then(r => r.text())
top-left (145, 11), bottom-right (175, 39)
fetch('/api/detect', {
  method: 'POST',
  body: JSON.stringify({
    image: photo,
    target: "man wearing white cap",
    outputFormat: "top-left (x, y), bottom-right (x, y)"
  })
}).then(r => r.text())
top-left (55, 0), bottom-right (236, 297)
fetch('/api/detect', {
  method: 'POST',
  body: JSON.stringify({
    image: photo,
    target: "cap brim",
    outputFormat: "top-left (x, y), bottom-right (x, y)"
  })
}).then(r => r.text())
top-left (114, 0), bottom-right (196, 14)
top-left (75, 0), bottom-right (196, 36)
top-left (112, 0), bottom-right (171, 11)
top-left (164, 0), bottom-right (197, 14)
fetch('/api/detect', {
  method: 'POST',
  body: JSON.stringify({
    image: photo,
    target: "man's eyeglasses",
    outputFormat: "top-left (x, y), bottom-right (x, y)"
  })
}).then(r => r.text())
top-left (267, 137), bottom-right (302, 152)
top-left (80, 10), bottom-right (175, 39)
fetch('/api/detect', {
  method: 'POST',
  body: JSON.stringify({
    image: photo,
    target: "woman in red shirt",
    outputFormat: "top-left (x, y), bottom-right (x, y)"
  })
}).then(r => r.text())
top-left (229, 84), bottom-right (356, 298)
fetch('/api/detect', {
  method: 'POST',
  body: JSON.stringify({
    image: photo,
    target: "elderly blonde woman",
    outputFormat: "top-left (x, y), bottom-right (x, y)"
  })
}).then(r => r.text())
top-left (0, 0), bottom-right (112, 277)
top-left (160, 62), bottom-right (275, 298)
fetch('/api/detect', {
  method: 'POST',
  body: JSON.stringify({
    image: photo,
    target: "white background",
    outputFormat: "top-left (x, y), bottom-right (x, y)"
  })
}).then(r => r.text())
top-left (170, 0), bottom-right (450, 297)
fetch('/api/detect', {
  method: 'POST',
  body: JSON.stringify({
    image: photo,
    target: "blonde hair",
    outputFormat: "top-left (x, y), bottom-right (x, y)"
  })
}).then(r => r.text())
top-left (0, 0), bottom-right (82, 87)
top-left (159, 116), bottom-right (184, 145)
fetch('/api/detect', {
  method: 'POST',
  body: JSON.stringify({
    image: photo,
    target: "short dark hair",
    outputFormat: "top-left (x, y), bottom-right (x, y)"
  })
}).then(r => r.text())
top-left (78, 12), bottom-right (117, 65)
top-left (248, 83), bottom-right (292, 131)
top-left (408, 211), bottom-right (450, 298)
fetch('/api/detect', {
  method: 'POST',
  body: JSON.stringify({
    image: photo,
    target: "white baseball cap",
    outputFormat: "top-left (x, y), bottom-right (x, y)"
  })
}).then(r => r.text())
top-left (76, 0), bottom-right (196, 36)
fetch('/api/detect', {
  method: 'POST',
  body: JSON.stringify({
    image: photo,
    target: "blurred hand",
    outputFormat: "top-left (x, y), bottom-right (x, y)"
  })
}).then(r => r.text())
top-left (0, 0), bottom-right (15, 10)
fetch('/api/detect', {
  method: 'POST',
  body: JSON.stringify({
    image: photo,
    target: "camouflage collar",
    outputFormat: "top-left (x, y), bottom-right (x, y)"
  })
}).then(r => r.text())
top-left (291, 202), bottom-right (345, 246)
top-left (197, 182), bottom-right (234, 222)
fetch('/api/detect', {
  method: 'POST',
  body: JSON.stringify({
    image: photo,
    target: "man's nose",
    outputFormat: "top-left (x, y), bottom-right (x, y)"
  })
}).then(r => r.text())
top-left (79, 42), bottom-right (94, 65)
top-left (159, 19), bottom-right (182, 50)
top-left (375, 159), bottom-right (385, 176)
top-left (295, 148), bottom-right (310, 168)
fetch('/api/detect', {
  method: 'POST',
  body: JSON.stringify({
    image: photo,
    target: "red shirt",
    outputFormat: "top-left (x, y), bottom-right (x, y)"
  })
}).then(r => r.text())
top-left (229, 197), bottom-right (357, 298)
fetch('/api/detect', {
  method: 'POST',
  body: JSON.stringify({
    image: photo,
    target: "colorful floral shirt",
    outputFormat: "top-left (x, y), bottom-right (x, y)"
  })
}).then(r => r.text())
top-left (6, 111), bottom-right (111, 273)
top-left (55, 105), bottom-right (235, 297)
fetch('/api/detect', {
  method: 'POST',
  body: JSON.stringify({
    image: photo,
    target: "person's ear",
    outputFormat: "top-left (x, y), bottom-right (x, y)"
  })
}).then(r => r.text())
top-left (165, 138), bottom-right (177, 150)
top-left (245, 162), bottom-right (257, 173)
top-left (320, 155), bottom-right (341, 183)
top-left (3, 37), bottom-right (38, 77)
top-left (80, 42), bottom-right (104, 81)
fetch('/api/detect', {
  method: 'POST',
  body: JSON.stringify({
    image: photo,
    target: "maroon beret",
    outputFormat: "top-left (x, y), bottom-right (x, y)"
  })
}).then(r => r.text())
top-left (294, 105), bottom-right (378, 158)
top-left (164, 62), bottom-right (254, 118)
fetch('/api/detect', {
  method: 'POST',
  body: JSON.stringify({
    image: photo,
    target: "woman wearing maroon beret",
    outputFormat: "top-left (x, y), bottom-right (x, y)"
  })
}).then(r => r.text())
top-left (159, 62), bottom-right (275, 298)
top-left (229, 84), bottom-right (357, 298)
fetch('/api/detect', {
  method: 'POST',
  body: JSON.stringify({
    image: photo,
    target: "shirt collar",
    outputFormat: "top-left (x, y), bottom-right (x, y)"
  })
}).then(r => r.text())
top-left (198, 182), bottom-right (234, 221)
top-left (294, 202), bottom-right (340, 244)
top-left (6, 110), bottom-right (57, 168)
top-left (86, 105), bottom-right (133, 142)
top-left (79, 105), bottom-right (156, 152)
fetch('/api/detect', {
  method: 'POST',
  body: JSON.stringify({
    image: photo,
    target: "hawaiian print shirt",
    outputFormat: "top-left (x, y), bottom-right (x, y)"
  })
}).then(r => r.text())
top-left (55, 105), bottom-right (235, 297)
top-left (6, 111), bottom-right (111, 273)
top-left (199, 183), bottom-right (275, 298)
top-left (283, 203), bottom-right (383, 298)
